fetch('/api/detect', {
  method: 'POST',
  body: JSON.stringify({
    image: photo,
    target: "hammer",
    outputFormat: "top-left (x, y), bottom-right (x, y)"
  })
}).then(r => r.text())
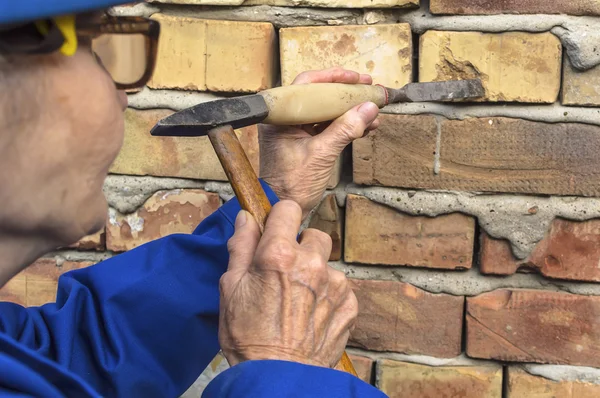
top-left (150, 79), bottom-right (484, 375)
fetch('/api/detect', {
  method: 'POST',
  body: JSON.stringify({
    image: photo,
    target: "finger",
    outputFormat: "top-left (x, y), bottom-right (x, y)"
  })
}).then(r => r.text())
top-left (311, 102), bottom-right (379, 155)
top-left (261, 200), bottom-right (303, 244)
top-left (324, 291), bottom-right (359, 348)
top-left (358, 74), bottom-right (373, 84)
top-left (298, 229), bottom-right (332, 260)
top-left (367, 118), bottom-right (380, 131)
top-left (226, 211), bottom-right (261, 273)
top-left (292, 67), bottom-right (366, 85)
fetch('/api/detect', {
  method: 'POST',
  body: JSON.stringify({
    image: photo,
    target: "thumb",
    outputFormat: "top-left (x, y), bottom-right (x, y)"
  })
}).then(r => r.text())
top-left (226, 210), bottom-right (261, 273)
top-left (313, 102), bottom-right (379, 155)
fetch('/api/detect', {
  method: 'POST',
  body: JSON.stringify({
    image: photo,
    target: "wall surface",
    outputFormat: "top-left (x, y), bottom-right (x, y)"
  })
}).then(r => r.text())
top-left (3, 0), bottom-right (600, 396)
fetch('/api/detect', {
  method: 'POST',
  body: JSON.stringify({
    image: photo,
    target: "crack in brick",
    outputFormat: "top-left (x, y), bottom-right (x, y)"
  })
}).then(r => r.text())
top-left (467, 312), bottom-right (538, 360)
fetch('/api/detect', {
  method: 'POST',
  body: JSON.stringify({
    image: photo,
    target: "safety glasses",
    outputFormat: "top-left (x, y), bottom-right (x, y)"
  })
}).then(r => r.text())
top-left (77, 15), bottom-right (160, 90)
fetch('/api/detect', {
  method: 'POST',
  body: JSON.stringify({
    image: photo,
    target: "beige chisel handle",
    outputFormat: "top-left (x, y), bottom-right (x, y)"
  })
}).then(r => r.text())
top-left (259, 83), bottom-right (388, 126)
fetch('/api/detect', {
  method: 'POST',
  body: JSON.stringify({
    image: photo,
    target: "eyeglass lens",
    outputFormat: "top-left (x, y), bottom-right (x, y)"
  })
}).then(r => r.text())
top-left (91, 33), bottom-right (148, 87)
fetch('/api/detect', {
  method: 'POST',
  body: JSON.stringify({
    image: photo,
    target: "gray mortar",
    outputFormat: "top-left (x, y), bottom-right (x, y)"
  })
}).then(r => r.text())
top-left (115, 1), bottom-right (600, 70)
top-left (104, 175), bottom-right (206, 213)
top-left (347, 348), bottom-right (600, 384)
top-left (157, 4), bottom-right (360, 27)
top-left (387, 1), bottom-right (600, 71)
top-left (347, 348), bottom-right (493, 367)
top-left (330, 262), bottom-right (600, 296)
top-left (204, 181), bottom-right (235, 201)
top-left (45, 251), bottom-right (115, 263)
top-left (128, 87), bottom-right (221, 111)
top-left (104, 175), bottom-right (240, 213)
top-left (523, 364), bottom-right (600, 385)
top-left (345, 184), bottom-right (600, 260)
top-left (110, 3), bottom-right (160, 17)
top-left (383, 103), bottom-right (600, 128)
top-left (129, 88), bottom-right (600, 128)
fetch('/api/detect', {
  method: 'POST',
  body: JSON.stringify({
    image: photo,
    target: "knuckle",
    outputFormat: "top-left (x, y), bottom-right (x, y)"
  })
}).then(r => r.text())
top-left (219, 272), bottom-right (234, 294)
top-left (260, 237), bottom-right (297, 268)
top-left (226, 235), bottom-right (241, 254)
top-left (329, 269), bottom-right (348, 288)
top-left (314, 228), bottom-right (332, 245)
top-left (303, 228), bottom-right (332, 246)
top-left (338, 290), bottom-right (359, 321)
top-left (305, 251), bottom-right (328, 273)
top-left (274, 200), bottom-right (302, 216)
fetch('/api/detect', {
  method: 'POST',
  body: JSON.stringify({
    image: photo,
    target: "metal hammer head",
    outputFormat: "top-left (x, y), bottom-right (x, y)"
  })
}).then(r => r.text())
top-left (151, 95), bottom-right (269, 137)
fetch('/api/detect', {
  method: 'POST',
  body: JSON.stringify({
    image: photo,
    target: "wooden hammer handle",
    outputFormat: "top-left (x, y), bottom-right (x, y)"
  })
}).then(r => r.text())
top-left (209, 125), bottom-right (271, 232)
top-left (208, 125), bottom-right (357, 377)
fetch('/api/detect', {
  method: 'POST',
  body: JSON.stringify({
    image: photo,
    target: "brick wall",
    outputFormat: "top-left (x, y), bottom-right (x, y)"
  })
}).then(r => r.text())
top-left (3, 0), bottom-right (600, 396)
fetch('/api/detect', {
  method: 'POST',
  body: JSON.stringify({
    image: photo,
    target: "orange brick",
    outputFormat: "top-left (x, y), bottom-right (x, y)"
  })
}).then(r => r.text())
top-left (149, 14), bottom-right (207, 91)
top-left (508, 367), bottom-right (600, 398)
top-left (420, 31), bottom-right (561, 103)
top-left (107, 189), bottom-right (221, 252)
top-left (345, 195), bottom-right (474, 269)
top-left (0, 277), bottom-right (26, 306)
top-left (350, 279), bottom-right (464, 357)
top-left (480, 219), bottom-right (600, 282)
top-left (308, 195), bottom-right (343, 261)
top-left (431, 0), bottom-right (600, 16)
top-left (111, 109), bottom-right (260, 181)
top-left (280, 24), bottom-right (412, 87)
top-left (378, 360), bottom-right (502, 398)
top-left (160, 0), bottom-right (419, 7)
top-left (0, 259), bottom-right (93, 307)
top-left (467, 289), bottom-right (600, 367)
top-left (149, 14), bottom-right (277, 92)
top-left (206, 20), bottom-right (277, 92)
top-left (349, 355), bottom-right (374, 384)
top-left (67, 229), bottom-right (105, 251)
top-left (562, 59), bottom-right (600, 106)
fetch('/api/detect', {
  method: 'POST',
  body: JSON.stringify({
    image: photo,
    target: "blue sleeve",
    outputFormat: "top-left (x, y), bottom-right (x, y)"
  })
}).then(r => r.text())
top-left (0, 180), bottom-right (278, 398)
top-left (203, 360), bottom-right (387, 397)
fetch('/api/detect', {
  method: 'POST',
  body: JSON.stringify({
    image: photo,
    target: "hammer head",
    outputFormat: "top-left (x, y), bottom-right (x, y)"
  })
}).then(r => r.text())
top-left (150, 94), bottom-right (269, 137)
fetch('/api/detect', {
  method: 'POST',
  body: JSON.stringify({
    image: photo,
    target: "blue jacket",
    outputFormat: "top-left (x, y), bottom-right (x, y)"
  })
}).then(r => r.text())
top-left (0, 182), bottom-right (385, 397)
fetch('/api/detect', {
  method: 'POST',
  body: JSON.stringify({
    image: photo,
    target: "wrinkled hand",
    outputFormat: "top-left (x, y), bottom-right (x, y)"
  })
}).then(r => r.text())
top-left (219, 201), bottom-right (358, 368)
top-left (260, 67), bottom-right (380, 219)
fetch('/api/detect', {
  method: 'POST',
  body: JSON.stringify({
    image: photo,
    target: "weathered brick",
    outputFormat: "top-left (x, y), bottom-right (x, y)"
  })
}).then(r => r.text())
top-left (467, 289), bottom-right (600, 367)
top-left (151, 0), bottom-right (419, 8)
top-left (280, 24), bottom-right (412, 87)
top-left (0, 278), bottom-right (26, 306)
top-left (349, 355), bottom-right (373, 384)
top-left (353, 115), bottom-right (600, 197)
top-left (345, 195), bottom-right (474, 269)
top-left (149, 14), bottom-right (277, 92)
top-left (508, 367), bottom-right (600, 398)
top-left (206, 20), bottom-right (277, 92)
top-left (419, 31), bottom-right (562, 103)
top-left (480, 219), bottom-right (600, 282)
top-left (349, 279), bottom-right (464, 358)
top-left (377, 360), bottom-right (502, 398)
top-left (111, 109), bottom-right (260, 181)
top-left (67, 229), bottom-right (105, 251)
top-left (107, 189), bottom-right (220, 252)
top-left (149, 14), bottom-right (207, 91)
top-left (308, 195), bottom-right (343, 261)
top-left (562, 58), bottom-right (600, 106)
top-left (0, 259), bottom-right (93, 307)
top-left (430, 0), bottom-right (600, 16)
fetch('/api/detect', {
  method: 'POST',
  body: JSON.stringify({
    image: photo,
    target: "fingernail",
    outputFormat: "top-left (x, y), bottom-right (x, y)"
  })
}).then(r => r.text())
top-left (235, 211), bottom-right (248, 228)
top-left (358, 102), bottom-right (379, 123)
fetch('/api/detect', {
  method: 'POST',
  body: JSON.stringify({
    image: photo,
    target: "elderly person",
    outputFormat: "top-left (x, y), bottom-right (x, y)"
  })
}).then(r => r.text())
top-left (0, 1), bottom-right (385, 397)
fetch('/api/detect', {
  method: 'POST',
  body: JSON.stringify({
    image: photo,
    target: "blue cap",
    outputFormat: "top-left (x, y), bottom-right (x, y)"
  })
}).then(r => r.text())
top-left (1, 0), bottom-right (131, 26)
